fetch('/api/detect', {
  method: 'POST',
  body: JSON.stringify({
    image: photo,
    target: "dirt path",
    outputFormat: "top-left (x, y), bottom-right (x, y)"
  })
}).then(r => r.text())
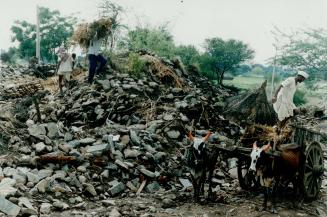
top-left (49, 186), bottom-right (327, 217)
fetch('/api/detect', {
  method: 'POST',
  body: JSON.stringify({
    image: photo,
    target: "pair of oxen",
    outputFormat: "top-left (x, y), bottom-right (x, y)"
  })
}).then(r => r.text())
top-left (185, 132), bottom-right (303, 213)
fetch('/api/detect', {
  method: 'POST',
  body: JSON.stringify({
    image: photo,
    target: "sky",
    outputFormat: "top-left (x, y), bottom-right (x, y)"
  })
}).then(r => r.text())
top-left (1, 0), bottom-right (327, 63)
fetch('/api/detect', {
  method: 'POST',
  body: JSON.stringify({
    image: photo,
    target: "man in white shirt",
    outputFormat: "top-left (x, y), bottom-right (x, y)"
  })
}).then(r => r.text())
top-left (87, 37), bottom-right (107, 84)
top-left (272, 71), bottom-right (309, 123)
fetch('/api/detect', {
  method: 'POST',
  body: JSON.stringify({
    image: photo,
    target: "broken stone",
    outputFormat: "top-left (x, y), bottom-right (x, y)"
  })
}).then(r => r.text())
top-left (86, 143), bottom-right (110, 154)
top-left (79, 138), bottom-right (96, 145)
top-left (179, 178), bottom-right (192, 190)
top-left (126, 181), bottom-right (137, 192)
top-left (109, 182), bottom-right (125, 196)
top-left (3, 167), bottom-right (16, 177)
top-left (77, 166), bottom-right (87, 173)
top-left (114, 159), bottom-right (129, 170)
top-left (163, 114), bottom-right (174, 121)
top-left (124, 149), bottom-right (141, 158)
top-left (0, 178), bottom-right (17, 197)
top-left (12, 173), bottom-right (26, 185)
top-left (67, 140), bottom-right (81, 148)
top-left (38, 169), bottom-right (53, 180)
top-left (120, 135), bottom-right (130, 145)
top-left (45, 122), bottom-right (59, 139)
top-left (145, 181), bottom-right (161, 193)
top-left (35, 142), bottom-right (46, 153)
top-left (84, 183), bottom-right (97, 196)
top-left (0, 197), bottom-right (21, 216)
top-left (40, 203), bottom-right (52, 214)
top-left (35, 179), bottom-right (49, 193)
top-left (109, 207), bottom-right (121, 217)
top-left (18, 197), bottom-right (37, 214)
top-left (28, 124), bottom-right (46, 140)
top-left (53, 200), bottom-right (69, 210)
top-left (102, 199), bottom-right (115, 206)
top-left (21, 207), bottom-right (38, 215)
top-left (166, 130), bottom-right (180, 139)
top-left (130, 130), bottom-right (140, 145)
top-left (138, 167), bottom-right (156, 178)
top-left (101, 170), bottom-right (109, 179)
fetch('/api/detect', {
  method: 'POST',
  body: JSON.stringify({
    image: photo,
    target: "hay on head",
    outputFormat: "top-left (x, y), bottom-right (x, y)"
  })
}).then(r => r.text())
top-left (71, 18), bottom-right (112, 48)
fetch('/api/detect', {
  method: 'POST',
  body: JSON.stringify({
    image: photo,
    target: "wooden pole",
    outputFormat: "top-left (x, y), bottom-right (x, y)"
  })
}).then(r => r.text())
top-left (33, 97), bottom-right (41, 123)
top-left (270, 46), bottom-right (277, 99)
top-left (36, 5), bottom-right (41, 63)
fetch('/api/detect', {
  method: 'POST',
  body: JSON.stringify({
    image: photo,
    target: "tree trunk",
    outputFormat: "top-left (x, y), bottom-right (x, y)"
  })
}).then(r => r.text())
top-left (220, 71), bottom-right (225, 86)
top-left (216, 71), bottom-right (221, 85)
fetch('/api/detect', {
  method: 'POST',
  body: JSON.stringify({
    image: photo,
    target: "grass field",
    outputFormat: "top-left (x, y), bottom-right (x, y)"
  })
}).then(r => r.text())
top-left (224, 76), bottom-right (265, 90)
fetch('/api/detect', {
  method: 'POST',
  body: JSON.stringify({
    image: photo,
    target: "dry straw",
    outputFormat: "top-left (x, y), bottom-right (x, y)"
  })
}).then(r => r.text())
top-left (72, 18), bottom-right (112, 48)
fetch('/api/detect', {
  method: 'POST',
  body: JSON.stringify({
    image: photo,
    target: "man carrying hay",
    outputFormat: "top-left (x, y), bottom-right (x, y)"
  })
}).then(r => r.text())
top-left (87, 36), bottom-right (107, 84)
top-left (272, 71), bottom-right (309, 124)
top-left (72, 18), bottom-right (112, 84)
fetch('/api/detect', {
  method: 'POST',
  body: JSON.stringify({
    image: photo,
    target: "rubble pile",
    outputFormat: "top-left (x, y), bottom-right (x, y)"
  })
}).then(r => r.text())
top-left (0, 53), bottom-right (240, 216)
top-left (0, 63), bottom-right (56, 81)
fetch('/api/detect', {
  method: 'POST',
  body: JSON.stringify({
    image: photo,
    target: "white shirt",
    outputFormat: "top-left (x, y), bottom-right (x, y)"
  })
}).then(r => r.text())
top-left (58, 56), bottom-right (73, 73)
top-left (87, 39), bottom-right (102, 55)
top-left (273, 77), bottom-right (297, 121)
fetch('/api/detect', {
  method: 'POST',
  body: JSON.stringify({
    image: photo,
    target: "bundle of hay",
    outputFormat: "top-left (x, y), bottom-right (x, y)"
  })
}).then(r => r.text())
top-left (223, 80), bottom-right (278, 126)
top-left (72, 18), bottom-right (112, 48)
top-left (241, 124), bottom-right (293, 147)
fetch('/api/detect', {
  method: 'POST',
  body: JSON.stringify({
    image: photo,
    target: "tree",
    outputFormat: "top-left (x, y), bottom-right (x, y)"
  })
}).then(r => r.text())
top-left (200, 38), bottom-right (254, 85)
top-left (119, 26), bottom-right (176, 58)
top-left (11, 7), bottom-right (76, 63)
top-left (274, 28), bottom-right (327, 80)
top-left (174, 45), bottom-right (200, 66)
top-left (98, 0), bottom-right (127, 51)
top-left (0, 48), bottom-right (19, 63)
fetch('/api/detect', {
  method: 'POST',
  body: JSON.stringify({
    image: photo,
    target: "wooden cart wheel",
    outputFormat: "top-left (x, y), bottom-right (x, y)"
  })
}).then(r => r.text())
top-left (237, 157), bottom-right (259, 190)
top-left (302, 142), bottom-right (324, 200)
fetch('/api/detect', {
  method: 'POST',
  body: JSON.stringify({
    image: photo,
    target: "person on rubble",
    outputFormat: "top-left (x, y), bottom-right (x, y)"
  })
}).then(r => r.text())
top-left (57, 46), bottom-right (76, 96)
top-left (272, 71), bottom-right (309, 126)
top-left (87, 33), bottom-right (107, 84)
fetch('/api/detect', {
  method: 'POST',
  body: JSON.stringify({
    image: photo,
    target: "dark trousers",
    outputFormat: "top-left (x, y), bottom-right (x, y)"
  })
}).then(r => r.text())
top-left (88, 54), bottom-right (107, 83)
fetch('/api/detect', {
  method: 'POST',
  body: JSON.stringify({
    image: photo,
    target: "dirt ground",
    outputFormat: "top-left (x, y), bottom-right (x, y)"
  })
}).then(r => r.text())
top-left (49, 185), bottom-right (327, 217)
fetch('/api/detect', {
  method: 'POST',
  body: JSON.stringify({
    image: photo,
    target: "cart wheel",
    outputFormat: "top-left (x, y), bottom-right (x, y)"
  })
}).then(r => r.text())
top-left (237, 158), bottom-right (259, 190)
top-left (303, 142), bottom-right (324, 200)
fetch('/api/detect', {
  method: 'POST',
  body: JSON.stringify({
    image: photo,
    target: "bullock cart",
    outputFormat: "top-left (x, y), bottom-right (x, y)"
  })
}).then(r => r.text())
top-left (216, 125), bottom-right (325, 200)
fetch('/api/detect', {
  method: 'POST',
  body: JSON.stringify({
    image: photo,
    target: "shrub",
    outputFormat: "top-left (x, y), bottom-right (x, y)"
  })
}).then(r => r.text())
top-left (127, 53), bottom-right (146, 78)
top-left (294, 89), bottom-right (307, 106)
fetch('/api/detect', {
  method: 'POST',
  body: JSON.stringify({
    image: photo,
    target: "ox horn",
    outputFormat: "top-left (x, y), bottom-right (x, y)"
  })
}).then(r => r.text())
top-left (262, 143), bottom-right (271, 152)
top-left (253, 141), bottom-right (258, 149)
top-left (188, 131), bottom-right (194, 141)
top-left (203, 131), bottom-right (212, 142)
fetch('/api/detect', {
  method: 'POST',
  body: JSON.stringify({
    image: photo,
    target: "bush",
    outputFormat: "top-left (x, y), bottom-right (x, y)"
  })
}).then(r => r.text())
top-left (294, 89), bottom-right (307, 106)
top-left (127, 53), bottom-right (146, 78)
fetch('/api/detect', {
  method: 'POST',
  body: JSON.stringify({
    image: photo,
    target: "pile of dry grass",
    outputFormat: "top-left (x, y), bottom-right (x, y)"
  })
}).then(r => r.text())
top-left (224, 81), bottom-right (278, 126)
top-left (141, 54), bottom-right (188, 89)
top-left (72, 18), bottom-right (112, 48)
top-left (241, 124), bottom-right (293, 147)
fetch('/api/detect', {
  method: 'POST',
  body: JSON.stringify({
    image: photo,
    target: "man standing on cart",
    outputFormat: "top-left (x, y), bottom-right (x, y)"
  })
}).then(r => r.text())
top-left (272, 71), bottom-right (309, 126)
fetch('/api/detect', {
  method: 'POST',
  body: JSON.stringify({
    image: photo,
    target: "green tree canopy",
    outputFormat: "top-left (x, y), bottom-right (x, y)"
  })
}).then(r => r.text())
top-left (199, 37), bottom-right (255, 85)
top-left (274, 28), bottom-right (327, 80)
top-left (11, 7), bottom-right (76, 63)
top-left (1, 48), bottom-right (19, 63)
top-left (174, 45), bottom-right (200, 66)
top-left (119, 26), bottom-right (176, 58)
